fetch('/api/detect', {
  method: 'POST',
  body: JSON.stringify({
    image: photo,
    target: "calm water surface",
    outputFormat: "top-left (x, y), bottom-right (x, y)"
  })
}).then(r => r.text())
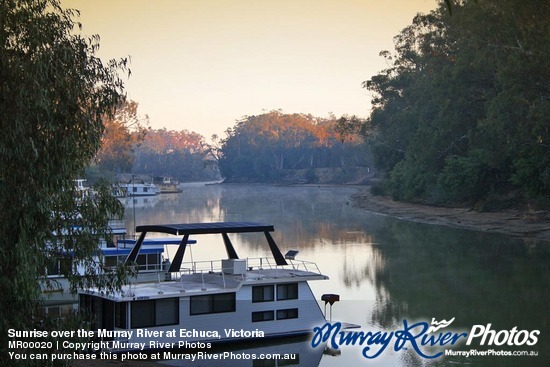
top-left (122, 184), bottom-right (549, 367)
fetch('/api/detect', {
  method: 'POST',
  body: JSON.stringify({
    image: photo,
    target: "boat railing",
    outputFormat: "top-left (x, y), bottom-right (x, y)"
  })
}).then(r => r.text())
top-left (168, 257), bottom-right (323, 279)
top-left (247, 257), bottom-right (322, 275)
top-left (107, 219), bottom-right (126, 231)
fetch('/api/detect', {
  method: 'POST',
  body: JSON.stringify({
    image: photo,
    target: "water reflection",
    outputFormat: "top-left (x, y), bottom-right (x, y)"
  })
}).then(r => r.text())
top-left (122, 184), bottom-right (549, 366)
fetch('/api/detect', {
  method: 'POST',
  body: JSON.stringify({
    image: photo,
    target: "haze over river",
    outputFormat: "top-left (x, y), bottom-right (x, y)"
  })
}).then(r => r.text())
top-left (122, 184), bottom-right (549, 367)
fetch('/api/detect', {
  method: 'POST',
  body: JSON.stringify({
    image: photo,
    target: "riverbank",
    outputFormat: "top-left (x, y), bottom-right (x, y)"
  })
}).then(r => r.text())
top-left (350, 187), bottom-right (550, 242)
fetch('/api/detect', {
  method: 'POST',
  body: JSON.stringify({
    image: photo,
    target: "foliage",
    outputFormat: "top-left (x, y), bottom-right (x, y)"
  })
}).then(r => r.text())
top-left (0, 0), bottom-right (129, 364)
top-left (218, 110), bottom-right (370, 182)
top-left (363, 0), bottom-right (549, 207)
top-left (94, 99), bottom-right (149, 174)
top-left (132, 128), bottom-right (220, 181)
top-left (93, 113), bottom-right (219, 182)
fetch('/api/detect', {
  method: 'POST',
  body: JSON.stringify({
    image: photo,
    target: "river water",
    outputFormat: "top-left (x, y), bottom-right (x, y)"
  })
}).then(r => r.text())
top-left (121, 184), bottom-right (549, 367)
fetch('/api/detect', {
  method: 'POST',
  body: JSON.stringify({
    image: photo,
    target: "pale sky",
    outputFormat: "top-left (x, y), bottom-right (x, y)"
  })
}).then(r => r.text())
top-left (63, 0), bottom-right (437, 139)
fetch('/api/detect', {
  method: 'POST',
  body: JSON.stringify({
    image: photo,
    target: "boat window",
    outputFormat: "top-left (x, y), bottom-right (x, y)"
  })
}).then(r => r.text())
top-left (252, 311), bottom-right (275, 322)
top-left (252, 285), bottom-right (274, 303)
top-left (79, 294), bottom-right (91, 313)
top-left (104, 256), bottom-right (117, 268)
top-left (131, 300), bottom-right (155, 328)
top-left (47, 256), bottom-right (73, 276)
top-left (277, 283), bottom-right (298, 300)
top-left (156, 298), bottom-right (179, 326)
top-left (131, 298), bottom-right (179, 328)
top-left (213, 293), bottom-right (235, 313)
top-left (276, 308), bottom-right (298, 320)
top-left (190, 293), bottom-right (236, 315)
top-left (115, 302), bottom-right (127, 328)
top-left (147, 254), bottom-right (160, 270)
top-left (102, 299), bottom-right (115, 331)
top-left (136, 255), bottom-right (147, 267)
top-left (46, 261), bottom-right (60, 276)
top-left (92, 297), bottom-right (104, 330)
top-left (60, 257), bottom-right (72, 274)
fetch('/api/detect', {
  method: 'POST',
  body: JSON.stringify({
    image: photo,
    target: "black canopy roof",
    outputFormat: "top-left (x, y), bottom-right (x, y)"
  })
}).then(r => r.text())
top-left (127, 221), bottom-right (287, 269)
top-left (135, 222), bottom-right (274, 236)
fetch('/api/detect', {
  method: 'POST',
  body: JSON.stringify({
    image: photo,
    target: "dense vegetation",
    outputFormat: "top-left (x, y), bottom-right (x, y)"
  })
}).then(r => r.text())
top-left (217, 110), bottom-right (371, 183)
top-left (92, 99), bottom-right (149, 175)
top-left (1, 0), bottom-right (131, 364)
top-left (133, 128), bottom-right (219, 182)
top-left (363, 0), bottom-right (549, 208)
top-left (90, 102), bottom-right (218, 182)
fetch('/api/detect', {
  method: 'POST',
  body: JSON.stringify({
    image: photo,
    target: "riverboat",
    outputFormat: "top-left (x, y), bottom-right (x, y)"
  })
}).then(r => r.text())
top-left (154, 176), bottom-right (183, 194)
top-left (114, 176), bottom-right (160, 197)
top-left (42, 226), bottom-right (195, 304)
top-left (79, 222), bottom-right (332, 350)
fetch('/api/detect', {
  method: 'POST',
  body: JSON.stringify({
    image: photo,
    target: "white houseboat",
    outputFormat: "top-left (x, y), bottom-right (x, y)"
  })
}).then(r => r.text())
top-left (79, 222), bottom-right (332, 350)
top-left (114, 176), bottom-right (160, 197)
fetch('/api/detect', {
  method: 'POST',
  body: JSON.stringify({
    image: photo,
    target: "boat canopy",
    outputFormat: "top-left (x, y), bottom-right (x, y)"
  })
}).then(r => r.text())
top-left (135, 222), bottom-right (274, 235)
top-left (117, 238), bottom-right (197, 247)
top-left (126, 222), bottom-right (287, 271)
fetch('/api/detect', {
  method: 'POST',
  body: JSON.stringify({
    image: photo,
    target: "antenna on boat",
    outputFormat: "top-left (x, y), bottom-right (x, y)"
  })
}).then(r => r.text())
top-left (131, 174), bottom-right (136, 238)
top-left (189, 241), bottom-right (194, 265)
top-left (156, 273), bottom-right (164, 294)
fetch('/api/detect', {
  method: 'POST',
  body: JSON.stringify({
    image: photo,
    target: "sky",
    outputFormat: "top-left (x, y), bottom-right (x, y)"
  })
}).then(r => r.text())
top-left (63, 0), bottom-right (437, 140)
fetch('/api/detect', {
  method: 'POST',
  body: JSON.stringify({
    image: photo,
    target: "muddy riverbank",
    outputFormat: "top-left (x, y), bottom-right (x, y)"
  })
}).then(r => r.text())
top-left (350, 187), bottom-right (550, 242)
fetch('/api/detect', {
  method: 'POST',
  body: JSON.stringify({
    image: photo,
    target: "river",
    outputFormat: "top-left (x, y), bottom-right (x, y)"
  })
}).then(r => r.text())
top-left (121, 183), bottom-right (549, 367)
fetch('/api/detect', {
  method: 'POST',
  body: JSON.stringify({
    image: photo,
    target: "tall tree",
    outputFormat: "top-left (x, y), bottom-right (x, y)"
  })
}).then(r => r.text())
top-left (363, 0), bottom-right (549, 206)
top-left (0, 0), bottom-right (130, 364)
top-left (94, 99), bottom-right (149, 174)
top-left (132, 128), bottom-right (218, 181)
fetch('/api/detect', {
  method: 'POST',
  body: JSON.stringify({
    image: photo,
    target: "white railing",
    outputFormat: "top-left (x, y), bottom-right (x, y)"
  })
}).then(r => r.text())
top-left (167, 257), bottom-right (323, 281)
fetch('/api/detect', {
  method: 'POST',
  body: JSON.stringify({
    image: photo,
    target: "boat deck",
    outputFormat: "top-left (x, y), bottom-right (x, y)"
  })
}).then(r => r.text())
top-left (87, 259), bottom-right (327, 301)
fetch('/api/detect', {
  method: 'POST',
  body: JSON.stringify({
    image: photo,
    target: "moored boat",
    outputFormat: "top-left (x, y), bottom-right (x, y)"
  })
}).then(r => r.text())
top-left (42, 226), bottom-right (195, 305)
top-left (79, 222), bottom-right (332, 351)
top-left (114, 175), bottom-right (160, 197)
top-left (154, 176), bottom-right (183, 194)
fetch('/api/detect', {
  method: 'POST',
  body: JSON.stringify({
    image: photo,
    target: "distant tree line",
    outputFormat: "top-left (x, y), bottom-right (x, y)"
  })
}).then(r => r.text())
top-left (133, 128), bottom-right (219, 182)
top-left (363, 0), bottom-right (549, 208)
top-left (216, 110), bottom-right (370, 183)
top-left (89, 101), bottom-right (219, 182)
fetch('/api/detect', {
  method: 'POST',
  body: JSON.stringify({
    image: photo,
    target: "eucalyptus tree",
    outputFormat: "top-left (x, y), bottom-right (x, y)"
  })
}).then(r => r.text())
top-left (1, 0), bottom-right (132, 363)
top-left (94, 99), bottom-right (149, 175)
top-left (363, 0), bottom-right (549, 205)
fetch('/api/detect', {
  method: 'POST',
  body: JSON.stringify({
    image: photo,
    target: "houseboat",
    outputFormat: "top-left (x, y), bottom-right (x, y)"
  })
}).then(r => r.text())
top-left (42, 226), bottom-right (195, 304)
top-left (79, 222), bottom-right (331, 350)
top-left (114, 176), bottom-right (160, 197)
top-left (154, 176), bottom-right (183, 194)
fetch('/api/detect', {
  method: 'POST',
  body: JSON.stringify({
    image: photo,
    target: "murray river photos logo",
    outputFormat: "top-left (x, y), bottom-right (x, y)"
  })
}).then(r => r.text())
top-left (311, 318), bottom-right (540, 359)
